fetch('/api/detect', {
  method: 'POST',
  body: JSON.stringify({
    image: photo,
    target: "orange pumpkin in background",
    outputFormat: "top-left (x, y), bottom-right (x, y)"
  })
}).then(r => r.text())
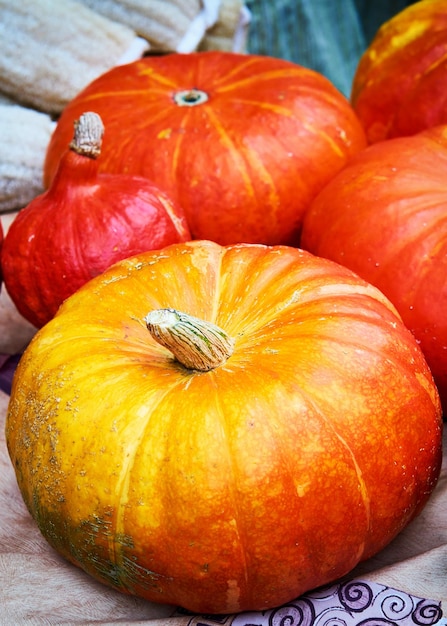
top-left (301, 125), bottom-right (447, 413)
top-left (351, 0), bottom-right (447, 143)
top-left (6, 240), bottom-right (442, 614)
top-left (44, 51), bottom-right (367, 246)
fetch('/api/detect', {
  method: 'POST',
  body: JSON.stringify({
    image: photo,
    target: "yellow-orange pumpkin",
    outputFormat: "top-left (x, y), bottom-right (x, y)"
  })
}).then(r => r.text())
top-left (6, 240), bottom-right (442, 614)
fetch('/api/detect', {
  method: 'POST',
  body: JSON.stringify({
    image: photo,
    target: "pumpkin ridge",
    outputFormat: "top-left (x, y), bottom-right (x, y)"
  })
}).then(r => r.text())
top-left (137, 65), bottom-right (180, 90)
top-left (220, 137), bottom-right (283, 235)
top-left (207, 55), bottom-right (274, 90)
top-left (291, 386), bottom-right (371, 561)
top-left (215, 66), bottom-right (327, 95)
top-left (76, 88), bottom-right (173, 107)
top-left (107, 382), bottom-right (182, 593)
top-left (147, 371), bottom-right (254, 610)
top-left (200, 106), bottom-right (257, 201)
top-left (69, 189), bottom-right (108, 277)
top-left (201, 365), bottom-right (319, 604)
top-left (209, 373), bottom-right (252, 605)
top-left (289, 82), bottom-right (358, 113)
top-left (104, 99), bottom-right (174, 150)
top-left (168, 101), bottom-right (196, 192)
top-left (379, 223), bottom-right (445, 274)
top-left (212, 247), bottom-right (306, 340)
top-left (111, 106), bottom-right (179, 171)
top-left (209, 245), bottom-right (226, 331)
top-left (346, 203), bottom-right (447, 292)
top-left (301, 121), bottom-right (345, 159)
top-left (289, 279), bottom-right (399, 318)
top-left (225, 97), bottom-right (302, 119)
top-left (252, 392), bottom-right (326, 586)
top-left (419, 47), bottom-right (447, 77)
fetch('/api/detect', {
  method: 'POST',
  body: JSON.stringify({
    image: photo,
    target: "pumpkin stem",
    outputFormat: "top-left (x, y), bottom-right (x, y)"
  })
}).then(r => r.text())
top-left (173, 89), bottom-right (209, 107)
top-left (69, 112), bottom-right (104, 159)
top-left (145, 308), bottom-right (234, 371)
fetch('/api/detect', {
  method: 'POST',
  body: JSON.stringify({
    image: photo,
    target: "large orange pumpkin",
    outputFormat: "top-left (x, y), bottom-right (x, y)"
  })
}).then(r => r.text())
top-left (351, 0), bottom-right (447, 143)
top-left (6, 240), bottom-right (442, 613)
top-left (301, 125), bottom-right (447, 413)
top-left (43, 51), bottom-right (366, 245)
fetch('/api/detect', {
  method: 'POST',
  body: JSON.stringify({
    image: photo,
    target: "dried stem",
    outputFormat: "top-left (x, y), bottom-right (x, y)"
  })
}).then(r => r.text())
top-left (145, 308), bottom-right (234, 371)
top-left (69, 111), bottom-right (104, 159)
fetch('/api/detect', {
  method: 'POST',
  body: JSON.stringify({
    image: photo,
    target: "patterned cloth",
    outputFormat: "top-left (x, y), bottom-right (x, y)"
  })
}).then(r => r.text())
top-left (246, 0), bottom-right (418, 96)
top-left (0, 353), bottom-right (20, 394)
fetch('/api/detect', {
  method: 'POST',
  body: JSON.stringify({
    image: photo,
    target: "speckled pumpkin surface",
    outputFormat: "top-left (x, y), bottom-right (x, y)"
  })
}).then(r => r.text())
top-left (5, 240), bottom-right (442, 614)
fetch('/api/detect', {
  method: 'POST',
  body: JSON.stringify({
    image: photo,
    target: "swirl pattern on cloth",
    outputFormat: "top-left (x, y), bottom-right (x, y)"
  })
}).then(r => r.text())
top-left (177, 580), bottom-right (445, 626)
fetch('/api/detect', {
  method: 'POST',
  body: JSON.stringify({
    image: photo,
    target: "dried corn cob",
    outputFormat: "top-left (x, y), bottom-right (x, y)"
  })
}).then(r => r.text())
top-left (200, 0), bottom-right (249, 52)
top-left (0, 0), bottom-right (148, 115)
top-left (0, 105), bottom-right (55, 213)
top-left (78, 0), bottom-right (212, 52)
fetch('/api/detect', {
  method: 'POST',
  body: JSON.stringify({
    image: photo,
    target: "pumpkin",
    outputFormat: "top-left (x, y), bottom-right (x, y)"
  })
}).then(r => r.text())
top-left (43, 51), bottom-right (367, 246)
top-left (1, 112), bottom-right (190, 329)
top-left (6, 239), bottom-right (442, 614)
top-left (351, 0), bottom-right (447, 144)
top-left (301, 125), bottom-right (447, 413)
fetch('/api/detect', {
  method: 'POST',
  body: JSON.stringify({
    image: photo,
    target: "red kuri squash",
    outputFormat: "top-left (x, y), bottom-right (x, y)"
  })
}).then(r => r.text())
top-left (6, 240), bottom-right (442, 614)
top-left (44, 51), bottom-right (367, 245)
top-left (351, 0), bottom-right (447, 143)
top-left (301, 125), bottom-right (447, 412)
top-left (1, 112), bottom-right (190, 328)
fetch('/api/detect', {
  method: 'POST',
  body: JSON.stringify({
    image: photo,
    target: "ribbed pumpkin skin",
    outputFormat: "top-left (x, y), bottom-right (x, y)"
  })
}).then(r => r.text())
top-left (44, 51), bottom-right (367, 245)
top-left (301, 126), bottom-right (447, 413)
top-left (6, 241), bottom-right (442, 614)
top-left (351, 0), bottom-right (447, 144)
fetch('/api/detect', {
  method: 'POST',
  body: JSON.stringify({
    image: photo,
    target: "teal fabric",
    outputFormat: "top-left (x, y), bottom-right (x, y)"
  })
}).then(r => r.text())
top-left (245, 0), bottom-right (417, 97)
